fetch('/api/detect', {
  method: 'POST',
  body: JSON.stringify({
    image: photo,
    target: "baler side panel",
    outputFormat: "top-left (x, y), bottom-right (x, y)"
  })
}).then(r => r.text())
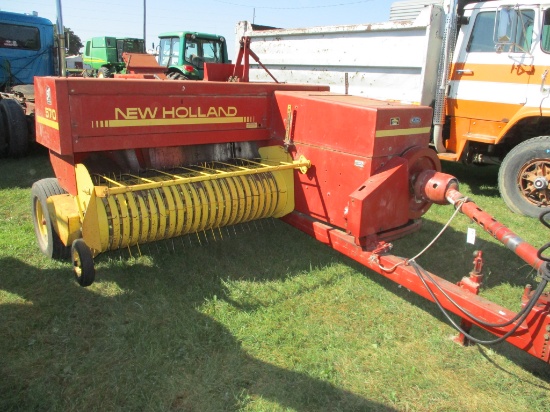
top-left (370, 104), bottom-right (431, 158)
top-left (273, 91), bottom-right (378, 157)
top-left (37, 78), bottom-right (329, 155)
top-left (272, 91), bottom-right (432, 233)
top-left (48, 151), bottom-right (77, 195)
top-left (34, 77), bottom-right (72, 155)
top-left (292, 144), bottom-right (373, 227)
top-left (67, 94), bottom-right (273, 152)
top-left (35, 77), bottom-right (79, 194)
top-left (34, 78), bottom-right (330, 195)
top-left (273, 91), bottom-right (432, 159)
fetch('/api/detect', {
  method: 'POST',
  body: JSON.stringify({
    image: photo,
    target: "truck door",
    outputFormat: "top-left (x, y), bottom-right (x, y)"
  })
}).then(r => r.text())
top-left (447, 5), bottom-right (536, 157)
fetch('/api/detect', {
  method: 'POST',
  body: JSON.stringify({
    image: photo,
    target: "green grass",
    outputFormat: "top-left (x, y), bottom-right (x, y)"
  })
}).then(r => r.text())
top-left (0, 152), bottom-right (549, 411)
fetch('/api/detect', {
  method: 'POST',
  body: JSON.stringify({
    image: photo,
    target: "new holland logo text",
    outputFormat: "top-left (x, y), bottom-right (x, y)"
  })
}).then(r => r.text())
top-left (115, 106), bottom-right (238, 120)
top-left (92, 105), bottom-right (256, 128)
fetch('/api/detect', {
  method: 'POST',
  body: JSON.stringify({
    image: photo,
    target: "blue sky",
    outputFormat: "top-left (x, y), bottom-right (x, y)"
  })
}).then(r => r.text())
top-left (2, 0), bottom-right (395, 58)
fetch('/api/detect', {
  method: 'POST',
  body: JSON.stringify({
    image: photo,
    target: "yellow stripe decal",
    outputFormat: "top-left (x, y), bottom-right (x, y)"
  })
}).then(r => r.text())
top-left (375, 127), bottom-right (431, 138)
top-left (99, 117), bottom-right (246, 128)
top-left (83, 58), bottom-right (107, 63)
top-left (36, 115), bottom-right (59, 130)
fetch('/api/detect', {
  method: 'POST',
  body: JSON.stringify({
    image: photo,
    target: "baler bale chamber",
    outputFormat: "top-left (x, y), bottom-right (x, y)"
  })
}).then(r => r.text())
top-left (31, 76), bottom-right (550, 365)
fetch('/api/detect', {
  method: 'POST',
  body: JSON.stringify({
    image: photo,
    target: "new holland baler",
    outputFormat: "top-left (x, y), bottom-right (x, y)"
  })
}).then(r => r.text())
top-left (30, 73), bottom-right (549, 365)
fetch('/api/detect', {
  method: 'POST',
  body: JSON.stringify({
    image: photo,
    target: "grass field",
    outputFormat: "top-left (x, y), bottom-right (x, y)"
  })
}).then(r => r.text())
top-left (0, 150), bottom-right (549, 411)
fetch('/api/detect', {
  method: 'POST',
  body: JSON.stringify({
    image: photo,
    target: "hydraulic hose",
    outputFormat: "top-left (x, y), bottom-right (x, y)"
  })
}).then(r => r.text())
top-left (411, 210), bottom-right (550, 345)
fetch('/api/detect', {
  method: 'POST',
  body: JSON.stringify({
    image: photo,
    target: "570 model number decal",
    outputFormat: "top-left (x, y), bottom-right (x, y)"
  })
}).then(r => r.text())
top-left (36, 108), bottom-right (59, 130)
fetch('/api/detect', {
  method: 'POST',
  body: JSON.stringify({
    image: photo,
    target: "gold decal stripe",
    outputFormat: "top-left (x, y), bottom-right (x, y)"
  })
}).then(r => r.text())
top-left (106, 117), bottom-right (246, 128)
top-left (375, 127), bottom-right (430, 138)
top-left (36, 115), bottom-right (59, 130)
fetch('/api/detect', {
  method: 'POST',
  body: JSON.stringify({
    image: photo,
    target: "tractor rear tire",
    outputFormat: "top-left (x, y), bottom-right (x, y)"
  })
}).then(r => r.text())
top-left (498, 136), bottom-right (550, 218)
top-left (71, 239), bottom-right (95, 287)
top-left (31, 178), bottom-right (71, 260)
top-left (167, 72), bottom-right (189, 80)
top-left (97, 67), bottom-right (112, 78)
top-left (0, 99), bottom-right (29, 157)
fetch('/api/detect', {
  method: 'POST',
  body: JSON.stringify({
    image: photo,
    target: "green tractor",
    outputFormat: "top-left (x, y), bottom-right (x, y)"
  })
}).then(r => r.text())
top-left (82, 36), bottom-right (145, 78)
top-left (157, 31), bottom-right (229, 80)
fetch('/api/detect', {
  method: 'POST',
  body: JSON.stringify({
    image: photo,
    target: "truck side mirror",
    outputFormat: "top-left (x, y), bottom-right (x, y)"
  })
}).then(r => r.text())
top-left (494, 6), bottom-right (517, 45)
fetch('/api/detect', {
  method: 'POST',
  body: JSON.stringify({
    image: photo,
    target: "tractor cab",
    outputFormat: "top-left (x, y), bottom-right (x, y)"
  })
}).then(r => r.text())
top-left (157, 31), bottom-right (228, 80)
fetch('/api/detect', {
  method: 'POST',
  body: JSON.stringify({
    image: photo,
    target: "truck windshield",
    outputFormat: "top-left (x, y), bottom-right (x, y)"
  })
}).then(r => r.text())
top-left (184, 38), bottom-right (224, 68)
top-left (0, 23), bottom-right (40, 50)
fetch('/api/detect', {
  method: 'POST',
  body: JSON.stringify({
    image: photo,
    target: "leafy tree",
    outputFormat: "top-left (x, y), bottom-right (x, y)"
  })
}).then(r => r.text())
top-left (65, 28), bottom-right (83, 55)
top-left (53, 26), bottom-right (84, 55)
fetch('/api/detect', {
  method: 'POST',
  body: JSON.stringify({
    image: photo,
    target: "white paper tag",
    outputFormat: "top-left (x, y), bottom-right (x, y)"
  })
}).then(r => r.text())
top-left (467, 227), bottom-right (476, 245)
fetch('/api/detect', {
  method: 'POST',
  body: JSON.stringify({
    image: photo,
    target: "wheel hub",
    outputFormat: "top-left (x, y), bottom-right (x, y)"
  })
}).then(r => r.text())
top-left (519, 158), bottom-right (550, 206)
top-left (534, 176), bottom-right (548, 190)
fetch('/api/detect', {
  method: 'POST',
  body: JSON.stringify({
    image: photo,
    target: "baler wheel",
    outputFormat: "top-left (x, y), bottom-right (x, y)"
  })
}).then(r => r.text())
top-left (71, 239), bottom-right (95, 287)
top-left (0, 99), bottom-right (29, 157)
top-left (31, 178), bottom-right (71, 260)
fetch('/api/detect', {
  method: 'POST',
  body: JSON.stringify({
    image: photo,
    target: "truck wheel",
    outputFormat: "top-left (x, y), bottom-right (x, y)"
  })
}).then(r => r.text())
top-left (0, 99), bottom-right (29, 157)
top-left (97, 67), bottom-right (112, 78)
top-left (498, 136), bottom-right (550, 218)
top-left (71, 239), bottom-right (95, 287)
top-left (0, 108), bottom-right (7, 156)
top-left (31, 178), bottom-right (71, 260)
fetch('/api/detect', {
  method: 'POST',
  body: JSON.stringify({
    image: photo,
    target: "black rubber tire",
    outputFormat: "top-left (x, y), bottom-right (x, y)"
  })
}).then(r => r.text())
top-left (167, 71), bottom-right (189, 81)
top-left (82, 69), bottom-right (93, 78)
top-left (97, 66), bottom-right (112, 78)
top-left (71, 239), bottom-right (95, 287)
top-left (498, 136), bottom-right (550, 218)
top-left (0, 108), bottom-right (7, 156)
top-left (31, 178), bottom-right (71, 260)
top-left (0, 99), bottom-right (29, 157)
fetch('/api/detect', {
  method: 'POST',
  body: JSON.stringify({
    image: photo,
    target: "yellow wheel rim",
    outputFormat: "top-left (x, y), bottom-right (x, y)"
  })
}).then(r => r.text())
top-left (72, 248), bottom-right (82, 277)
top-left (35, 198), bottom-right (48, 242)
